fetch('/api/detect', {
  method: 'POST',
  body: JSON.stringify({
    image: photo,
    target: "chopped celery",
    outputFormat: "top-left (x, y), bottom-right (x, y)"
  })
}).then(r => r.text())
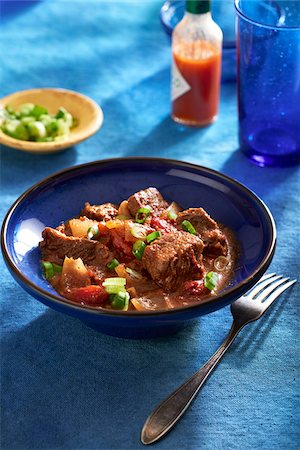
top-left (0, 103), bottom-right (77, 142)
top-left (21, 116), bottom-right (35, 125)
top-left (28, 121), bottom-right (47, 139)
top-left (45, 119), bottom-right (59, 135)
top-left (4, 119), bottom-right (21, 137)
top-left (56, 118), bottom-right (69, 136)
top-left (31, 105), bottom-right (48, 118)
top-left (15, 124), bottom-right (30, 140)
top-left (5, 104), bottom-right (15, 115)
top-left (19, 103), bottom-right (35, 117)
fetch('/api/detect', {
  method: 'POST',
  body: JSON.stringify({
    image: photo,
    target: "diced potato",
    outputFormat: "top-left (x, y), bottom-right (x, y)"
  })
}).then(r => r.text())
top-left (167, 201), bottom-right (182, 214)
top-left (127, 287), bottom-right (137, 298)
top-left (60, 257), bottom-right (91, 290)
top-left (115, 263), bottom-right (127, 278)
top-left (69, 218), bottom-right (99, 238)
top-left (118, 200), bottom-right (131, 217)
top-left (115, 264), bottom-right (139, 287)
top-left (106, 219), bottom-right (124, 229)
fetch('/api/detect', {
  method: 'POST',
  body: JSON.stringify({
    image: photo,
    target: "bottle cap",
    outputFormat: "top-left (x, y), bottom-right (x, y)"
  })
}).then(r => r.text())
top-left (186, 0), bottom-right (210, 14)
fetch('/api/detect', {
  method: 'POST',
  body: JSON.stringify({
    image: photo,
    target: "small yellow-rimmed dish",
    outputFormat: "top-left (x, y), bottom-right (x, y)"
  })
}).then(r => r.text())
top-left (0, 88), bottom-right (104, 154)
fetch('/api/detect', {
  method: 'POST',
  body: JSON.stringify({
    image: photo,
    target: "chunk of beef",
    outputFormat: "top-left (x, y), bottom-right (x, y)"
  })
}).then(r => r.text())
top-left (81, 202), bottom-right (118, 221)
top-left (127, 187), bottom-right (169, 217)
top-left (39, 227), bottom-right (113, 278)
top-left (176, 208), bottom-right (228, 256)
top-left (142, 231), bottom-right (204, 291)
top-left (56, 222), bottom-right (72, 236)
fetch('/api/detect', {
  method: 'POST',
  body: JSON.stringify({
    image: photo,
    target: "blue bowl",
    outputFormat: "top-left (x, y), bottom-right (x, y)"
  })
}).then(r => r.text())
top-left (1, 158), bottom-right (276, 338)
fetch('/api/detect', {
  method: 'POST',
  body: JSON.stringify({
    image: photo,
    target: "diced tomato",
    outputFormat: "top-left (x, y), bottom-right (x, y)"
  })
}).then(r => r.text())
top-left (98, 222), bottom-right (110, 236)
top-left (68, 285), bottom-right (109, 306)
top-left (110, 229), bottom-right (134, 259)
top-left (150, 217), bottom-right (177, 233)
top-left (182, 280), bottom-right (210, 296)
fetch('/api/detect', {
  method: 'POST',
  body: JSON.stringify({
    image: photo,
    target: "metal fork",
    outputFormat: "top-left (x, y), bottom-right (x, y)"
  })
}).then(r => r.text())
top-left (141, 273), bottom-right (297, 445)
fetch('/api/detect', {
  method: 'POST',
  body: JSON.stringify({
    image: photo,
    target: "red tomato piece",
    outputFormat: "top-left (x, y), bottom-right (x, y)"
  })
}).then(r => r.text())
top-left (110, 229), bottom-right (134, 259)
top-left (68, 285), bottom-right (109, 306)
top-left (182, 280), bottom-right (210, 296)
top-left (98, 222), bottom-right (109, 236)
top-left (150, 217), bottom-right (177, 233)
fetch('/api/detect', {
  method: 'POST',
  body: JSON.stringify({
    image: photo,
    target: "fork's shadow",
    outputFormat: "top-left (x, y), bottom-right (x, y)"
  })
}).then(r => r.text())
top-left (228, 293), bottom-right (288, 365)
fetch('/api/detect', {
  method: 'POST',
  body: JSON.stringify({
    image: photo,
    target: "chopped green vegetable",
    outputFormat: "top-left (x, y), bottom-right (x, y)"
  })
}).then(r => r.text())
top-left (21, 116), bottom-right (35, 126)
top-left (102, 277), bottom-right (126, 286)
top-left (109, 291), bottom-right (130, 310)
top-left (27, 121), bottom-right (47, 139)
top-left (107, 258), bottom-right (120, 270)
top-left (3, 119), bottom-right (21, 137)
top-left (181, 220), bottom-right (197, 235)
top-left (41, 261), bottom-right (62, 279)
top-left (102, 277), bottom-right (127, 294)
top-left (5, 104), bottom-right (15, 115)
top-left (135, 207), bottom-right (151, 224)
top-left (19, 103), bottom-right (35, 117)
top-left (146, 231), bottom-right (161, 244)
top-left (168, 210), bottom-right (178, 220)
top-left (125, 267), bottom-right (143, 279)
top-left (0, 103), bottom-right (77, 142)
top-left (55, 107), bottom-right (73, 127)
top-left (31, 104), bottom-right (48, 118)
top-left (130, 224), bottom-right (148, 239)
top-left (132, 240), bottom-right (146, 260)
top-left (87, 225), bottom-right (99, 240)
top-left (15, 123), bottom-right (30, 140)
top-left (204, 271), bottom-right (219, 291)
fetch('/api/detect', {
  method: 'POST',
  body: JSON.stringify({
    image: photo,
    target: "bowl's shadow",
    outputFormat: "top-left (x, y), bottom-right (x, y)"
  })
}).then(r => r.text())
top-left (1, 289), bottom-right (288, 450)
top-left (0, 0), bottom-right (41, 21)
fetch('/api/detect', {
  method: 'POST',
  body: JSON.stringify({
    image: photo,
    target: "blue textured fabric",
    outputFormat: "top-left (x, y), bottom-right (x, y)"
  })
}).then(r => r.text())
top-left (1, 1), bottom-right (299, 449)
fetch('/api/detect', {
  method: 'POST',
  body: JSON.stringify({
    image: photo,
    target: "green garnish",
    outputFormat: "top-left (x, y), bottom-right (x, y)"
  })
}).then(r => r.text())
top-left (106, 258), bottom-right (120, 270)
top-left (181, 220), bottom-right (197, 235)
top-left (130, 224), bottom-right (148, 239)
top-left (125, 267), bottom-right (143, 280)
top-left (146, 231), bottom-right (161, 244)
top-left (41, 261), bottom-right (62, 279)
top-left (132, 240), bottom-right (146, 260)
top-left (135, 207), bottom-right (151, 224)
top-left (102, 277), bottom-right (126, 294)
top-left (87, 225), bottom-right (99, 240)
top-left (109, 291), bottom-right (130, 310)
top-left (204, 271), bottom-right (219, 291)
top-left (1, 103), bottom-right (77, 142)
top-left (168, 210), bottom-right (178, 220)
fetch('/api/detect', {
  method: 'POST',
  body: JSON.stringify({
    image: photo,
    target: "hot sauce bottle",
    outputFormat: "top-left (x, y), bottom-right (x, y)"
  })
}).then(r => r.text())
top-left (171, 0), bottom-right (223, 126)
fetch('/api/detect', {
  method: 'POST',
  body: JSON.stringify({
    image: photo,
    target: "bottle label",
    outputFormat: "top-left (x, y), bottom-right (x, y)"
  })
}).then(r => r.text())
top-left (171, 59), bottom-right (191, 101)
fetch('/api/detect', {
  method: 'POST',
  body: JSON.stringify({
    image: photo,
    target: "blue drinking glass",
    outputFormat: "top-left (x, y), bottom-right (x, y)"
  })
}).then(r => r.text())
top-left (235, 0), bottom-right (300, 166)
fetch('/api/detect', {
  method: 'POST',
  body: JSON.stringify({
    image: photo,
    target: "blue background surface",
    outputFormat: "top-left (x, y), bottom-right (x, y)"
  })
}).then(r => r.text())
top-left (1, 1), bottom-right (299, 449)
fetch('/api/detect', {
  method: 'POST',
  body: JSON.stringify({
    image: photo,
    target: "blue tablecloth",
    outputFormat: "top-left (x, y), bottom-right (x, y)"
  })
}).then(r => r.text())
top-left (1, 1), bottom-right (299, 449)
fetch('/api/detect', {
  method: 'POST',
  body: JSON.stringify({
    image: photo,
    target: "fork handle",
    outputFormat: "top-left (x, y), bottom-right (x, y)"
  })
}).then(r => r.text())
top-left (141, 320), bottom-right (243, 445)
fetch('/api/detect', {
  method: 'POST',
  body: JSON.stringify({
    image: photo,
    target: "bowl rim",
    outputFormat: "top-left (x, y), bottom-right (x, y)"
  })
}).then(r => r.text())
top-left (0, 87), bottom-right (104, 153)
top-left (1, 156), bottom-right (277, 317)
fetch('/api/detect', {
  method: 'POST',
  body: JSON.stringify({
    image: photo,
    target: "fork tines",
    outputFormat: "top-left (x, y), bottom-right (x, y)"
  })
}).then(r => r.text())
top-left (247, 273), bottom-right (297, 308)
